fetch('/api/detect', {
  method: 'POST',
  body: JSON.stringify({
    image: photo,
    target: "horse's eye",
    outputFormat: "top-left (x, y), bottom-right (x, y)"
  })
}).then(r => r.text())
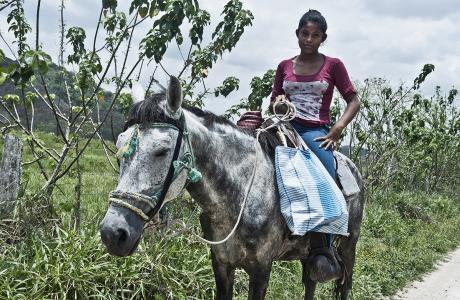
top-left (155, 149), bottom-right (169, 157)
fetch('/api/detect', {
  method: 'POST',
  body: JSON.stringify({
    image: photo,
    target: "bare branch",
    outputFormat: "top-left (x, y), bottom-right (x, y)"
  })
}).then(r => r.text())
top-left (145, 66), bottom-right (159, 95)
top-left (0, 30), bottom-right (19, 61)
top-left (30, 100), bottom-right (34, 133)
top-left (30, 85), bottom-right (68, 121)
top-left (22, 155), bottom-right (45, 166)
top-left (36, 0), bottom-right (41, 50)
top-left (91, 8), bottom-right (103, 55)
top-left (41, 143), bottom-right (71, 191)
top-left (92, 124), bottom-right (118, 172)
top-left (0, 98), bottom-right (60, 162)
top-left (178, 43), bottom-right (194, 78)
top-left (12, 103), bottom-right (21, 122)
top-left (69, 19), bottom-right (139, 128)
top-left (126, 14), bottom-right (148, 30)
top-left (119, 12), bottom-right (138, 85)
top-left (38, 73), bottom-right (69, 144)
top-left (49, 56), bottom-right (144, 186)
top-left (58, 0), bottom-right (65, 66)
top-left (28, 142), bottom-right (50, 180)
top-left (159, 62), bottom-right (171, 77)
top-left (1, 124), bottom-right (18, 135)
top-left (136, 58), bottom-right (144, 81)
top-left (0, 0), bottom-right (15, 13)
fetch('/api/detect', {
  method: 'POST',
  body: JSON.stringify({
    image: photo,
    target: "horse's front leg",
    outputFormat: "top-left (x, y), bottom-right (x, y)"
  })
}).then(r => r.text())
top-left (246, 263), bottom-right (272, 300)
top-left (211, 250), bottom-right (235, 300)
top-left (302, 260), bottom-right (317, 300)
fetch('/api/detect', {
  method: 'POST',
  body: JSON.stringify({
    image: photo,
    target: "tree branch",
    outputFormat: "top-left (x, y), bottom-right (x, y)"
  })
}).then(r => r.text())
top-left (48, 56), bottom-right (144, 187)
top-left (35, 0), bottom-right (41, 50)
top-left (0, 0), bottom-right (14, 13)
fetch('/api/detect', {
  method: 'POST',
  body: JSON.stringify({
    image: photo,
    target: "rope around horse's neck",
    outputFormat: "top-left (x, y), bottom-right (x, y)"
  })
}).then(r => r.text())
top-left (168, 99), bottom-right (295, 245)
top-left (170, 141), bottom-right (259, 245)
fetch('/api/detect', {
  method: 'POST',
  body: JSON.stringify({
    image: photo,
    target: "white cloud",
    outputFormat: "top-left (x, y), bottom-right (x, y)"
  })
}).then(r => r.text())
top-left (1, 0), bottom-right (459, 114)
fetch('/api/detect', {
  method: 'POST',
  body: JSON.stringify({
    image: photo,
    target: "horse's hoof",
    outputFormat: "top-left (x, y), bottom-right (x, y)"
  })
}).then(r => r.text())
top-left (308, 254), bottom-right (342, 283)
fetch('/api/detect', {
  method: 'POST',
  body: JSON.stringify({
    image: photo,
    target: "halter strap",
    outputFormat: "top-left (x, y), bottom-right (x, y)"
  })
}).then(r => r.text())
top-left (148, 124), bottom-right (184, 218)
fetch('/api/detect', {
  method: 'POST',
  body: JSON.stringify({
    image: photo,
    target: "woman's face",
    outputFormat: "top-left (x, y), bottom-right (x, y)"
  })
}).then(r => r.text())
top-left (297, 22), bottom-right (325, 54)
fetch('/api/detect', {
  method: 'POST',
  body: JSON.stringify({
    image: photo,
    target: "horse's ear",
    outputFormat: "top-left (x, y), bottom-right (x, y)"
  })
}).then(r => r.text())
top-left (166, 76), bottom-right (183, 118)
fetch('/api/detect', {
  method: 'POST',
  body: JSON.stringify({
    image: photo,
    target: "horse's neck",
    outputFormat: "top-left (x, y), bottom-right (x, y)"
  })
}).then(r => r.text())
top-left (184, 112), bottom-right (267, 215)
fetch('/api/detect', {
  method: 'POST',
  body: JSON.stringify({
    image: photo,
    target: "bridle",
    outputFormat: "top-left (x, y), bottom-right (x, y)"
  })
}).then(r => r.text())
top-left (108, 109), bottom-right (260, 245)
top-left (109, 112), bottom-right (201, 222)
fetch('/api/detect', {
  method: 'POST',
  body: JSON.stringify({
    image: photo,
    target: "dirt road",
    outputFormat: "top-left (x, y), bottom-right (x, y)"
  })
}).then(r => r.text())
top-left (394, 247), bottom-right (460, 299)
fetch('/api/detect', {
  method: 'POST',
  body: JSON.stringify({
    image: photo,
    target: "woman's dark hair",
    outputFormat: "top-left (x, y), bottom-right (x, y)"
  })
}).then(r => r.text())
top-left (297, 9), bottom-right (328, 40)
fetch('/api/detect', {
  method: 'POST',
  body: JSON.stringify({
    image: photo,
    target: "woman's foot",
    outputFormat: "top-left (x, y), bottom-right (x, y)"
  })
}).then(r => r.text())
top-left (308, 248), bottom-right (342, 283)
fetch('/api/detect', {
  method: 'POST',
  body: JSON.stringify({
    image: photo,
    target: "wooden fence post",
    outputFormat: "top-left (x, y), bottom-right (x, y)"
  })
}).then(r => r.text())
top-left (0, 135), bottom-right (23, 218)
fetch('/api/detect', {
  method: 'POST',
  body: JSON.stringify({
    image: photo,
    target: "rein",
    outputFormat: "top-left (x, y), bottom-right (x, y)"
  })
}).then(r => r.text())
top-left (170, 143), bottom-right (259, 245)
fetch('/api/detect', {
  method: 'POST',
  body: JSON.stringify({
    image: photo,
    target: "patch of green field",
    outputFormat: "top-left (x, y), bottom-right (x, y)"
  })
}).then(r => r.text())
top-left (1, 132), bottom-right (459, 299)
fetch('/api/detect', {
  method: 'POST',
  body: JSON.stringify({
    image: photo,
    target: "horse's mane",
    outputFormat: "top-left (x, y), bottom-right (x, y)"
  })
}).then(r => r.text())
top-left (124, 93), bottom-right (280, 160)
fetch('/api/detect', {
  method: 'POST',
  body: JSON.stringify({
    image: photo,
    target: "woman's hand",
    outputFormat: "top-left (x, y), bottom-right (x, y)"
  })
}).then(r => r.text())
top-left (314, 124), bottom-right (344, 150)
top-left (315, 94), bottom-right (360, 150)
top-left (274, 95), bottom-right (288, 102)
top-left (270, 95), bottom-right (289, 114)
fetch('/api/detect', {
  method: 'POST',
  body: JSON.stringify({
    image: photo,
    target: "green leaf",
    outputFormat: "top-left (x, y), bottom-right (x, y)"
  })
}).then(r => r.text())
top-left (97, 90), bottom-right (105, 102)
top-left (0, 72), bottom-right (7, 86)
top-left (102, 0), bottom-right (117, 9)
top-left (176, 32), bottom-right (183, 45)
top-left (38, 60), bottom-right (48, 74)
top-left (4, 94), bottom-right (20, 104)
top-left (149, 3), bottom-right (159, 17)
top-left (71, 106), bottom-right (83, 113)
top-left (138, 6), bottom-right (149, 18)
top-left (25, 91), bottom-right (38, 104)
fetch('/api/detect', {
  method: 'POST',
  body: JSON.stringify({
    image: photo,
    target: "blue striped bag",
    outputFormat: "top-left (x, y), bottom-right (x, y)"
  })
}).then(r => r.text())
top-left (275, 145), bottom-right (349, 236)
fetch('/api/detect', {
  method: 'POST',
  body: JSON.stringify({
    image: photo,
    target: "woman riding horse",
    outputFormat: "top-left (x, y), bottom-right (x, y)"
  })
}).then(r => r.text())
top-left (270, 9), bottom-right (361, 283)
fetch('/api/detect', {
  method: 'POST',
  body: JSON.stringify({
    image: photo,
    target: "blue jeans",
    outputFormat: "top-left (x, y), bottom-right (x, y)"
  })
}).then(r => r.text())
top-left (292, 122), bottom-right (336, 247)
top-left (291, 122), bottom-right (336, 181)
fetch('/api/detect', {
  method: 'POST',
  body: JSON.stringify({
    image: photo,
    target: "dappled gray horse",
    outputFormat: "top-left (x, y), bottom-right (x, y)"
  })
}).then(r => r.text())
top-left (99, 76), bottom-right (364, 300)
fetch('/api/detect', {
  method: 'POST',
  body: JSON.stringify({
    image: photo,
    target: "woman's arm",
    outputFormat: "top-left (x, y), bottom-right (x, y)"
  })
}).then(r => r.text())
top-left (315, 93), bottom-right (360, 150)
top-left (269, 62), bottom-right (287, 113)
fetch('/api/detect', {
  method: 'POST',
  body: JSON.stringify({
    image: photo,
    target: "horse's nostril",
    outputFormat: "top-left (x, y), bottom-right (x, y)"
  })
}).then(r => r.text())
top-left (116, 228), bottom-right (129, 245)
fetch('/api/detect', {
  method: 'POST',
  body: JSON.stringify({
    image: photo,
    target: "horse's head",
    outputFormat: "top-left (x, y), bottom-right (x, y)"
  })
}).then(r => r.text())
top-left (99, 76), bottom-right (200, 256)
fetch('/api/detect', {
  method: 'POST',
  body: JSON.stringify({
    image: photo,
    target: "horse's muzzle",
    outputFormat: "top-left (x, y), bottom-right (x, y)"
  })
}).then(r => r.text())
top-left (99, 205), bottom-right (144, 256)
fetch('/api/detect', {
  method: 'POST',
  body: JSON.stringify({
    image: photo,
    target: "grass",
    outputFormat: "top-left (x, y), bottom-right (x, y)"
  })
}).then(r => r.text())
top-left (1, 131), bottom-right (460, 299)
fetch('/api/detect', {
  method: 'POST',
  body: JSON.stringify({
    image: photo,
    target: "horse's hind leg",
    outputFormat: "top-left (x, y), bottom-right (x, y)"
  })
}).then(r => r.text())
top-left (334, 233), bottom-right (359, 300)
top-left (246, 264), bottom-right (272, 300)
top-left (211, 250), bottom-right (235, 300)
top-left (302, 260), bottom-right (317, 300)
top-left (335, 192), bottom-right (365, 300)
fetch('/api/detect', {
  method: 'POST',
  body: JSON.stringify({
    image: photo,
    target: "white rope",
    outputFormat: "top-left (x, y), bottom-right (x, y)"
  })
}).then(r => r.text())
top-left (256, 98), bottom-right (297, 139)
top-left (155, 100), bottom-right (297, 245)
top-left (273, 98), bottom-right (297, 122)
top-left (109, 198), bottom-right (150, 222)
top-left (170, 141), bottom-right (260, 245)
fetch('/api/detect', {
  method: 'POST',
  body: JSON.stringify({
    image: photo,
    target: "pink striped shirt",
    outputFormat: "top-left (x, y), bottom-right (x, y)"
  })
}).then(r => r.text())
top-left (271, 55), bottom-right (356, 126)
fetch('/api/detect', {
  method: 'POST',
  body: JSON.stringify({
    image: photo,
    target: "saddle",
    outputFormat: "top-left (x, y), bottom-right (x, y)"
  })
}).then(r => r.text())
top-left (238, 111), bottom-right (361, 282)
top-left (254, 114), bottom-right (361, 199)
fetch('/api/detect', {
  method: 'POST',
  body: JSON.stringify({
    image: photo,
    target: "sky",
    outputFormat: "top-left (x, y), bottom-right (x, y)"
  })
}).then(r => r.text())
top-left (1, 0), bottom-right (459, 115)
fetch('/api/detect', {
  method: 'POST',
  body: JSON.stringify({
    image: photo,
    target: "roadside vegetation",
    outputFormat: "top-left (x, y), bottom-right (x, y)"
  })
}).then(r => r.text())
top-left (1, 134), bottom-right (459, 299)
